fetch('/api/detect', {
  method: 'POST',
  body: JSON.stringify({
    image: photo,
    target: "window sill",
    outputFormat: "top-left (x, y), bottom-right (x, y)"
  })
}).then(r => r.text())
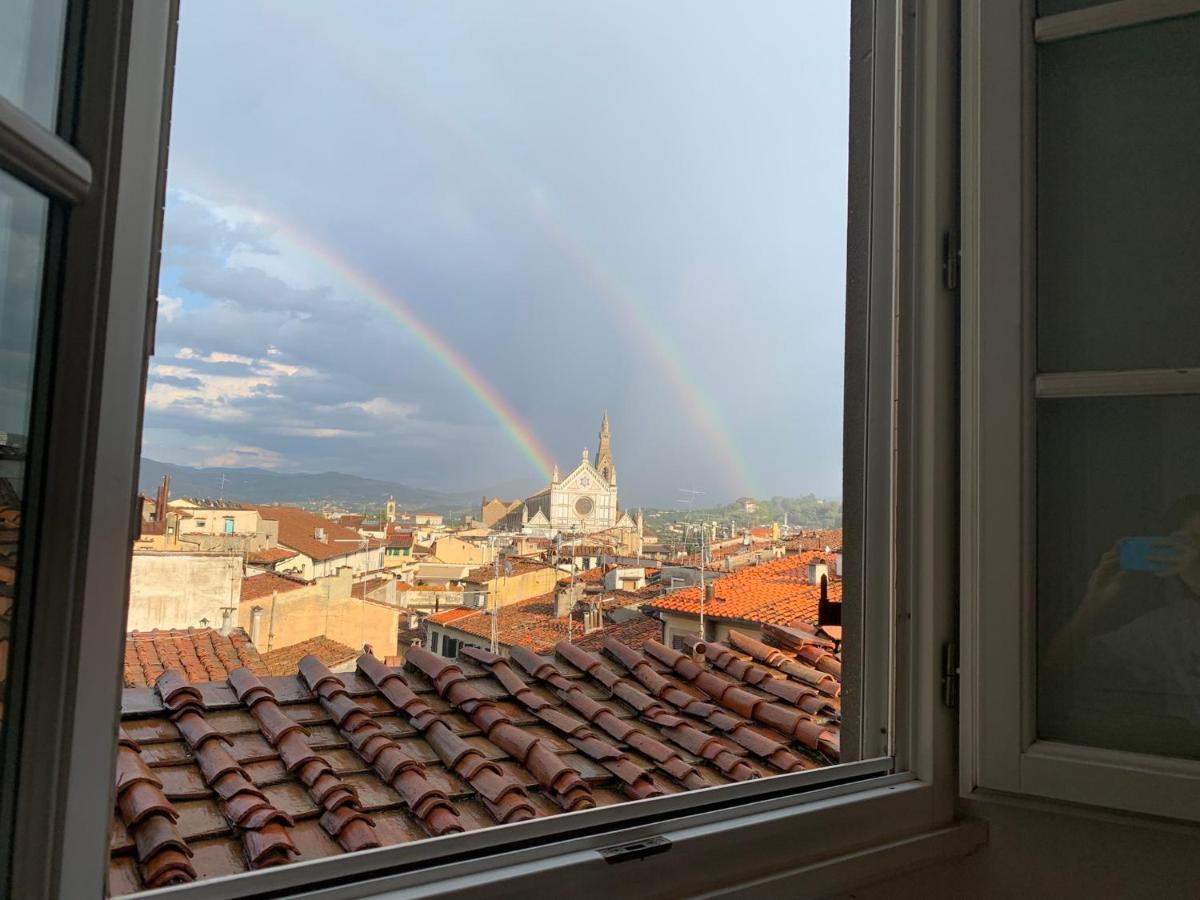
top-left (140, 777), bottom-right (971, 899)
top-left (352, 780), bottom-right (975, 900)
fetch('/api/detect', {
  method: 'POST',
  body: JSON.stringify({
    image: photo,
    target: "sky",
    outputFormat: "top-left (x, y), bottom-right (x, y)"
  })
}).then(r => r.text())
top-left (145, 1), bottom-right (850, 507)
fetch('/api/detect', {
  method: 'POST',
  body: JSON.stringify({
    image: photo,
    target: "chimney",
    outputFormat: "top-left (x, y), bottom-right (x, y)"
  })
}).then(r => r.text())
top-left (704, 582), bottom-right (716, 605)
top-left (154, 474), bottom-right (171, 522)
top-left (249, 605), bottom-right (263, 645)
top-left (807, 558), bottom-right (829, 585)
top-left (314, 526), bottom-right (326, 541)
top-left (219, 606), bottom-right (235, 636)
top-left (817, 574), bottom-right (841, 627)
top-left (555, 582), bottom-right (582, 618)
top-left (835, 549), bottom-right (844, 577)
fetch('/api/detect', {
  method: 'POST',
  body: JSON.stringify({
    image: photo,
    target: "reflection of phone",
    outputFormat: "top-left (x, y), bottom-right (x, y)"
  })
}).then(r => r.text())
top-left (1118, 536), bottom-right (1181, 573)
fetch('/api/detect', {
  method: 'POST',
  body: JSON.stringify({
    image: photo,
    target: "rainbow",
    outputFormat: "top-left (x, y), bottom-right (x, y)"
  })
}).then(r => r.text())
top-left (168, 177), bottom-right (555, 480)
top-left (269, 6), bottom-right (761, 496)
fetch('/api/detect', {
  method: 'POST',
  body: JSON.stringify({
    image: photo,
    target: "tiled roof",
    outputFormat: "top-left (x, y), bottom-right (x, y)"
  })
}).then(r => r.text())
top-left (425, 607), bottom-right (480, 625)
top-left (254, 507), bottom-right (383, 562)
top-left (123, 628), bottom-right (268, 688)
top-left (462, 557), bottom-right (553, 583)
top-left (785, 529), bottom-right (844, 552)
top-left (0, 505), bottom-right (19, 710)
top-left (109, 625), bottom-right (841, 893)
top-left (259, 636), bottom-right (359, 676)
top-left (240, 572), bottom-right (307, 603)
top-left (387, 533), bottom-right (414, 549)
top-left (427, 594), bottom-right (660, 655)
top-left (246, 547), bottom-right (299, 566)
top-left (645, 556), bottom-right (841, 627)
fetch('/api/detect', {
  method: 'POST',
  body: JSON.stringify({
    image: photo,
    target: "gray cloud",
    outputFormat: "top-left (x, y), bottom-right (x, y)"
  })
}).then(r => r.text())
top-left (147, 1), bottom-right (851, 503)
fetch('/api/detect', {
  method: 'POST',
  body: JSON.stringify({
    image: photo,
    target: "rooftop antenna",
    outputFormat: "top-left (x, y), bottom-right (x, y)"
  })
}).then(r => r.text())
top-left (217, 472), bottom-right (227, 503)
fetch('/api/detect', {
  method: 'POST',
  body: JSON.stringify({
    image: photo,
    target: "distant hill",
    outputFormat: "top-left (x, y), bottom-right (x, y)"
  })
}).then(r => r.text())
top-left (137, 459), bottom-right (537, 514)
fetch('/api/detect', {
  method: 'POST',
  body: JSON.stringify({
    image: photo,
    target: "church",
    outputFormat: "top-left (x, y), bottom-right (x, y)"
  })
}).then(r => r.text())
top-left (494, 413), bottom-right (641, 542)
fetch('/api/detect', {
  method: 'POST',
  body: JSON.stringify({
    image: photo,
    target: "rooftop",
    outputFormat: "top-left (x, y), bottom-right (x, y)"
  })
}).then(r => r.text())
top-left (109, 626), bottom-right (841, 893)
top-left (646, 555), bottom-right (842, 627)
top-left (254, 507), bottom-right (384, 562)
top-left (427, 593), bottom-right (659, 655)
top-left (462, 557), bottom-right (553, 583)
top-left (259, 635), bottom-right (359, 676)
top-left (246, 547), bottom-right (300, 566)
top-left (123, 628), bottom-right (268, 688)
top-left (240, 572), bottom-right (307, 603)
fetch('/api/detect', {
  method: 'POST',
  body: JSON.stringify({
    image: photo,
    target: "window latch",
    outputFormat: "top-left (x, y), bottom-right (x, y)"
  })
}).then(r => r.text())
top-left (941, 641), bottom-right (959, 709)
top-left (598, 835), bottom-right (672, 864)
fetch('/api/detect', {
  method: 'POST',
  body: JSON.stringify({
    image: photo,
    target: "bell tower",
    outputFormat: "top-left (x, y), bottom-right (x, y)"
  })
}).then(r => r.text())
top-left (595, 411), bottom-right (616, 485)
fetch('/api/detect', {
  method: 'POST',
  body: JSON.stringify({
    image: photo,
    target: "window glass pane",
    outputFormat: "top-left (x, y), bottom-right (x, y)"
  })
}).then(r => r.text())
top-left (0, 0), bottom-right (69, 129)
top-left (1037, 395), bottom-right (1200, 759)
top-left (0, 169), bottom-right (51, 730)
top-left (1037, 15), bottom-right (1200, 372)
top-left (113, 3), bottom-right (858, 892)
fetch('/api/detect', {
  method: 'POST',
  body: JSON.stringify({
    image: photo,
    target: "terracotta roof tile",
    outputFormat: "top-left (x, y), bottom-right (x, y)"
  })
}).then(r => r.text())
top-left (245, 547), bottom-right (299, 566)
top-left (425, 607), bottom-right (480, 626)
top-left (260, 636), bottom-right (359, 677)
top-left (426, 594), bottom-right (661, 655)
top-left (462, 558), bottom-right (553, 583)
top-left (124, 629), bottom-right (268, 688)
top-left (253, 507), bottom-right (383, 562)
top-left (111, 624), bottom-right (841, 893)
top-left (239, 572), bottom-right (307, 603)
top-left (645, 555), bottom-right (840, 627)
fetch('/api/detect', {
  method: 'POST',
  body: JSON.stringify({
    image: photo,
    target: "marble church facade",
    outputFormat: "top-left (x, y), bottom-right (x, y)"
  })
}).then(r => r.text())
top-left (495, 413), bottom-right (640, 539)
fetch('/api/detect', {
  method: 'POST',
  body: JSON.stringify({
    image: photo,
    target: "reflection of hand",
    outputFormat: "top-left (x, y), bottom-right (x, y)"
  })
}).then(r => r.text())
top-left (1078, 546), bottom-right (1126, 624)
top-left (1157, 532), bottom-right (1200, 594)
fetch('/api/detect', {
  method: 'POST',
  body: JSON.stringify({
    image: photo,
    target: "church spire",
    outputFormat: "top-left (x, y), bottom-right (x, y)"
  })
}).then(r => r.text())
top-left (595, 411), bottom-right (616, 485)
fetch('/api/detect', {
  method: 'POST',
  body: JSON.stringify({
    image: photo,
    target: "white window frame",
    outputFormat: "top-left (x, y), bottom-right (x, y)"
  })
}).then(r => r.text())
top-left (961, 0), bottom-right (1200, 822)
top-left (4, 1), bottom-right (979, 896)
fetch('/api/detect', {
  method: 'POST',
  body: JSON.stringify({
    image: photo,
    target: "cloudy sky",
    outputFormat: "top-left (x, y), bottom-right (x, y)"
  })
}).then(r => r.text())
top-left (146, 1), bottom-right (850, 507)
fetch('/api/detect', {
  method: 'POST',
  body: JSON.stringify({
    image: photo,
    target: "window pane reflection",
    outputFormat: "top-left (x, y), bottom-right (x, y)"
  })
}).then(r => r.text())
top-left (1037, 15), bottom-right (1200, 372)
top-left (0, 170), bottom-right (52, 729)
top-left (1038, 395), bottom-right (1200, 759)
top-left (0, 0), bottom-right (69, 129)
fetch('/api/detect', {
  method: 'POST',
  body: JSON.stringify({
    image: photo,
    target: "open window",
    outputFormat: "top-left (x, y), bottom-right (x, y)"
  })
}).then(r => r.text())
top-left (0, 1), bottom-right (971, 897)
top-left (963, 0), bottom-right (1200, 821)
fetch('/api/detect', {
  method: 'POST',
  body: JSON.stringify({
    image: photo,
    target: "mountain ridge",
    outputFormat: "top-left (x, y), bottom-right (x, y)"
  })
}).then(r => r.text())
top-left (137, 458), bottom-right (540, 513)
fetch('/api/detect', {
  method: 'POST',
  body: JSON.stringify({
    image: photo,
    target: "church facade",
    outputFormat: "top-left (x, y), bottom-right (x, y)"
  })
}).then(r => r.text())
top-left (497, 413), bottom-right (640, 541)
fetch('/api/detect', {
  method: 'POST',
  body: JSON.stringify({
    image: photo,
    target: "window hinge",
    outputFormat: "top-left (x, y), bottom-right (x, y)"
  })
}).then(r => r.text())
top-left (942, 229), bottom-right (960, 291)
top-left (941, 641), bottom-right (959, 709)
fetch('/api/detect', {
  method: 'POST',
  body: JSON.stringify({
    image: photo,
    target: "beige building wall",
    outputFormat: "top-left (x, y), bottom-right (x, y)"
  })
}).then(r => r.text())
top-left (171, 505), bottom-right (261, 537)
top-left (657, 610), bottom-right (764, 649)
top-left (465, 566), bottom-right (558, 608)
top-left (239, 568), bottom-right (399, 658)
top-left (127, 552), bottom-right (243, 631)
top-left (429, 536), bottom-right (493, 566)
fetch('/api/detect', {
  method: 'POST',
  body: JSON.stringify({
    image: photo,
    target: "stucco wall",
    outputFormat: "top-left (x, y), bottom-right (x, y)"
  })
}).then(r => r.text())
top-left (465, 567), bottom-right (559, 608)
top-left (240, 573), bottom-right (399, 658)
top-left (127, 552), bottom-right (242, 631)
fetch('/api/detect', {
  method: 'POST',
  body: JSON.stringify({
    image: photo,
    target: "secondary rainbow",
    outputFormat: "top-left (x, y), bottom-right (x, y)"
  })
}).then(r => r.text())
top-left (273, 6), bottom-right (761, 496)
